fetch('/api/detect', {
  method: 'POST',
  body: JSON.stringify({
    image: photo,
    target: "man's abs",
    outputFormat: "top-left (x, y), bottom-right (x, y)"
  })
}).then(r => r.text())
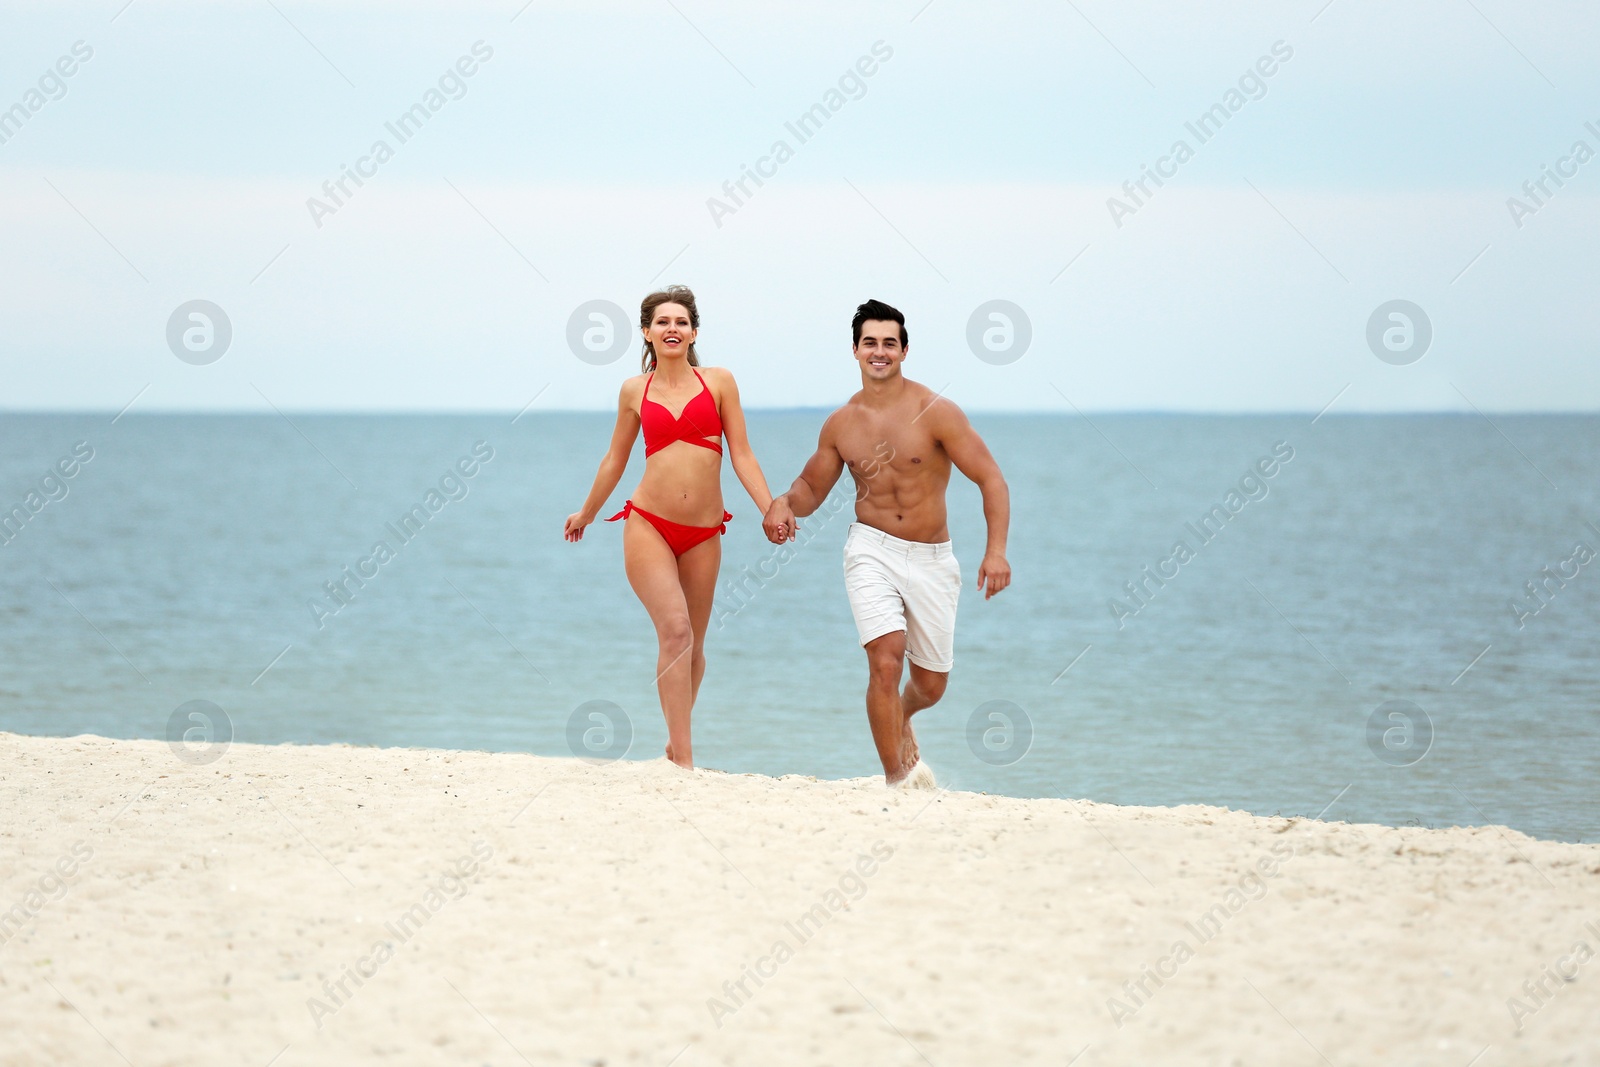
top-left (848, 467), bottom-right (951, 543)
top-left (833, 393), bottom-right (952, 543)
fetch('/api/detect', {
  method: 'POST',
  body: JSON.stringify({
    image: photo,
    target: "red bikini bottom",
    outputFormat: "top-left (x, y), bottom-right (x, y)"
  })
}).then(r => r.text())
top-left (607, 500), bottom-right (731, 558)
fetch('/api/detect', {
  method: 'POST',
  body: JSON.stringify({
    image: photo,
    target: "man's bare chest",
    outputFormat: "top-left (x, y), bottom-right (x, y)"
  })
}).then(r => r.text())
top-left (838, 420), bottom-right (942, 480)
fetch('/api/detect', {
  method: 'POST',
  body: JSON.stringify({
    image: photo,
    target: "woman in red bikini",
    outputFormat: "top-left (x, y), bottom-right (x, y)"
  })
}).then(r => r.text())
top-left (563, 285), bottom-right (777, 770)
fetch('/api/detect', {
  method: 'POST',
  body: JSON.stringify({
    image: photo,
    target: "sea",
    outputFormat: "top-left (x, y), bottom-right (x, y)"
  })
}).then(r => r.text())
top-left (2, 412), bottom-right (1595, 843)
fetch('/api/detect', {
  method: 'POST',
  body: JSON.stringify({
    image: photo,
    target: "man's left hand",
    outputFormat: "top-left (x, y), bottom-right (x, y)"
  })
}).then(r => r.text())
top-left (977, 552), bottom-right (1011, 600)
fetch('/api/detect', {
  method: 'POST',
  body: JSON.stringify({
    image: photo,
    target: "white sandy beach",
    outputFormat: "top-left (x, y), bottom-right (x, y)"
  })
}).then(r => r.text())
top-left (2, 732), bottom-right (1597, 1066)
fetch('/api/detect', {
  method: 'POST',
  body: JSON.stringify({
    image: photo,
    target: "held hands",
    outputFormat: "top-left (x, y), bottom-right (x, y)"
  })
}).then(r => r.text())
top-left (762, 497), bottom-right (797, 544)
top-left (563, 513), bottom-right (592, 542)
top-left (977, 551), bottom-right (1011, 599)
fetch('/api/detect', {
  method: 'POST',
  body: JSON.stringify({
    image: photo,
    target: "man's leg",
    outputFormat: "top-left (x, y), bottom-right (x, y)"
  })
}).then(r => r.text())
top-left (863, 631), bottom-right (909, 783)
top-left (898, 664), bottom-right (948, 769)
top-left (896, 542), bottom-right (960, 779)
top-left (903, 665), bottom-right (948, 713)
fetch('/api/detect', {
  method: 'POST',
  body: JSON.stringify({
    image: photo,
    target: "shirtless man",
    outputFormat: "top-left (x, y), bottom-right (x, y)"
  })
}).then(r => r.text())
top-left (762, 299), bottom-right (1011, 786)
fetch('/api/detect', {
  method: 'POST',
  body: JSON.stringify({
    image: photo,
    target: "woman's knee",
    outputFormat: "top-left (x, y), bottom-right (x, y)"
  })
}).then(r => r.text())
top-left (657, 613), bottom-right (694, 655)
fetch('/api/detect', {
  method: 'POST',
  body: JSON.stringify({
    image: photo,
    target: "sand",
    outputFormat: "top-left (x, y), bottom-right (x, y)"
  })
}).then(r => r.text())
top-left (1, 732), bottom-right (1597, 1066)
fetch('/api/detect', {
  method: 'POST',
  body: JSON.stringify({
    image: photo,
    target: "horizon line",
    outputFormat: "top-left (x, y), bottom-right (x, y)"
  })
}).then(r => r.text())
top-left (4, 407), bottom-right (1600, 417)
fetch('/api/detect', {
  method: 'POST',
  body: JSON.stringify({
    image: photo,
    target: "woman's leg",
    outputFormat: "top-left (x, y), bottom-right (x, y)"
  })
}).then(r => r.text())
top-left (675, 532), bottom-right (722, 707)
top-left (623, 515), bottom-right (696, 768)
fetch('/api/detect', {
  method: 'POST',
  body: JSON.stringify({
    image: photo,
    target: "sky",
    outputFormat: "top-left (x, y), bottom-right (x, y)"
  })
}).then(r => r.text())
top-left (2, 0), bottom-right (1598, 412)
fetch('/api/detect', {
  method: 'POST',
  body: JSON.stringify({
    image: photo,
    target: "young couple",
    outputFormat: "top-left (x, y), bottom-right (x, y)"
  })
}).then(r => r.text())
top-left (564, 286), bottom-right (1010, 786)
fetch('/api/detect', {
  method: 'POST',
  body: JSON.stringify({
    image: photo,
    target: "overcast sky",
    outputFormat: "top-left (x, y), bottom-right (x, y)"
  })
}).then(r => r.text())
top-left (2, 0), bottom-right (1597, 411)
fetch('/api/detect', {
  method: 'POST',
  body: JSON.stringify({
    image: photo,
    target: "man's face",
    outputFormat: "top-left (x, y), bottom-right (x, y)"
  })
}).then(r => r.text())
top-left (854, 320), bottom-right (905, 381)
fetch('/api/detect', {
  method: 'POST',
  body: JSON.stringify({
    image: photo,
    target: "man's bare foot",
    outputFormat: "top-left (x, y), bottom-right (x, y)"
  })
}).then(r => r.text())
top-left (889, 759), bottom-right (937, 790)
top-left (899, 715), bottom-right (920, 770)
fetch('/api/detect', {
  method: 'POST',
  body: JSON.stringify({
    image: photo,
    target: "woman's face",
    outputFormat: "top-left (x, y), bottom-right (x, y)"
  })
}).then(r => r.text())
top-left (643, 302), bottom-right (696, 359)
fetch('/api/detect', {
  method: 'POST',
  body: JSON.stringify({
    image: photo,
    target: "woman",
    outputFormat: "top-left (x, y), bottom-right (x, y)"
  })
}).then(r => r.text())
top-left (564, 286), bottom-right (776, 770)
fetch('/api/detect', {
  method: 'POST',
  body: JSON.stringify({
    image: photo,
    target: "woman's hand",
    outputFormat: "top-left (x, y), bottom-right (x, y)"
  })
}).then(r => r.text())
top-left (563, 513), bottom-right (592, 542)
top-left (762, 496), bottom-right (796, 544)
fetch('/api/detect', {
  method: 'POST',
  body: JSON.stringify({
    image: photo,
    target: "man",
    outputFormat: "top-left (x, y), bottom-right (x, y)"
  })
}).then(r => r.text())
top-left (763, 299), bottom-right (1011, 787)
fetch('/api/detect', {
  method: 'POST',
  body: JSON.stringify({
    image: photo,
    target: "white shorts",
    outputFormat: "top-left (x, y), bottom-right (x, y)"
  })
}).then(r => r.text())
top-left (843, 522), bottom-right (961, 672)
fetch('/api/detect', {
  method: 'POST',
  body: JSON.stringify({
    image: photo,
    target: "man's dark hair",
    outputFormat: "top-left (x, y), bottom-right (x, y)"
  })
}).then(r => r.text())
top-left (852, 299), bottom-right (908, 348)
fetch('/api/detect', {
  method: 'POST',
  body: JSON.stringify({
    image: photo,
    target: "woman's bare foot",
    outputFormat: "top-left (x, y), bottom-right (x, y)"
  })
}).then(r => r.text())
top-left (664, 741), bottom-right (693, 770)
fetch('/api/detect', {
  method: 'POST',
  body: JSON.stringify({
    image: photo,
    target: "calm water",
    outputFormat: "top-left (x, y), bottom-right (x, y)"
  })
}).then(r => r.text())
top-left (1, 412), bottom-right (1596, 842)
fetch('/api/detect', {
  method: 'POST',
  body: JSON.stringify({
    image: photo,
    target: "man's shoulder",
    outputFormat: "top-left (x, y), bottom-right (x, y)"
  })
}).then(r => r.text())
top-left (821, 393), bottom-right (865, 426)
top-left (898, 379), bottom-right (964, 427)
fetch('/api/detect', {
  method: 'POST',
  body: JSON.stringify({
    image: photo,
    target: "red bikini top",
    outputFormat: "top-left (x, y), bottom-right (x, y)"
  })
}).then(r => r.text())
top-left (640, 369), bottom-right (724, 457)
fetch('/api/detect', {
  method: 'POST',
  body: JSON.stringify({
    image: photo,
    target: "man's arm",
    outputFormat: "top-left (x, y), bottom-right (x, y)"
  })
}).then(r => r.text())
top-left (763, 414), bottom-right (846, 542)
top-left (936, 401), bottom-right (1011, 599)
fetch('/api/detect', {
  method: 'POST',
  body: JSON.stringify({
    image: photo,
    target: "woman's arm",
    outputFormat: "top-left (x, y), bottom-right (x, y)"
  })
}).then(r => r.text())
top-left (564, 380), bottom-right (642, 541)
top-left (713, 369), bottom-right (776, 514)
